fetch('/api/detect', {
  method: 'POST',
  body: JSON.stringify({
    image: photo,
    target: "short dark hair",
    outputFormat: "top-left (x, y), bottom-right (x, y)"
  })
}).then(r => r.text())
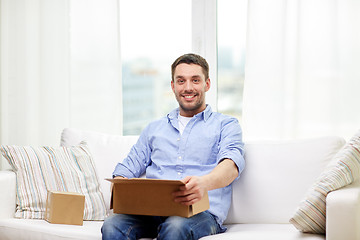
top-left (171, 53), bottom-right (209, 81)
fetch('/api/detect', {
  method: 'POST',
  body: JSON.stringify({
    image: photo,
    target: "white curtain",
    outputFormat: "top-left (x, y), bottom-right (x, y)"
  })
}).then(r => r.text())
top-left (0, 0), bottom-right (122, 149)
top-left (242, 0), bottom-right (360, 141)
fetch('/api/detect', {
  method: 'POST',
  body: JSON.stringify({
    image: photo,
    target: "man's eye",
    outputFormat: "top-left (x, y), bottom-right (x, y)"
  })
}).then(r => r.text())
top-left (193, 79), bottom-right (200, 83)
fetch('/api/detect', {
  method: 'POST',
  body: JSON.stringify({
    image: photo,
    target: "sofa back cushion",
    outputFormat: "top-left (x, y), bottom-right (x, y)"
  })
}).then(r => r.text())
top-left (61, 128), bottom-right (346, 224)
top-left (225, 136), bottom-right (345, 224)
top-left (60, 128), bottom-right (139, 212)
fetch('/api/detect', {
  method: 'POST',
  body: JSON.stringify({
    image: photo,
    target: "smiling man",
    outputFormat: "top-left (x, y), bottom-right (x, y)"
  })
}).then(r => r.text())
top-left (101, 53), bottom-right (245, 240)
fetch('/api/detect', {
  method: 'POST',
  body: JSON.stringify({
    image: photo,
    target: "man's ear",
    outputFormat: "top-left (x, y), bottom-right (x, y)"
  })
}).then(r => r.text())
top-left (171, 80), bottom-right (175, 93)
top-left (205, 78), bottom-right (211, 92)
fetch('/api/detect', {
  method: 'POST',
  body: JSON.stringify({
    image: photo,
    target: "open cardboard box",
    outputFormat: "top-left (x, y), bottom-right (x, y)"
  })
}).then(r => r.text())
top-left (106, 178), bottom-right (209, 218)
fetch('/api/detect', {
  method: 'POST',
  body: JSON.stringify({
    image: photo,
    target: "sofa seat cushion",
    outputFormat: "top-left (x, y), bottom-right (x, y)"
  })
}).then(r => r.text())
top-left (0, 218), bottom-right (103, 240)
top-left (202, 224), bottom-right (325, 240)
top-left (0, 219), bottom-right (324, 240)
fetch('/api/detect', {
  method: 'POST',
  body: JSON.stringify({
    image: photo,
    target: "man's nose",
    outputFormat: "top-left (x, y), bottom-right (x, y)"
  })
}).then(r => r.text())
top-left (184, 80), bottom-right (193, 91)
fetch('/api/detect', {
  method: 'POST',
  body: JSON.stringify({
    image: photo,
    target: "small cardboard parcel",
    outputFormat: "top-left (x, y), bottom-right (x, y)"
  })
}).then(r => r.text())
top-left (107, 178), bottom-right (209, 218)
top-left (45, 191), bottom-right (85, 226)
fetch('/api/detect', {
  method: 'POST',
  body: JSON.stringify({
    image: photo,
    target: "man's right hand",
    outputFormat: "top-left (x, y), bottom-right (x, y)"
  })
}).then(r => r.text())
top-left (111, 176), bottom-right (128, 191)
top-left (114, 176), bottom-right (128, 179)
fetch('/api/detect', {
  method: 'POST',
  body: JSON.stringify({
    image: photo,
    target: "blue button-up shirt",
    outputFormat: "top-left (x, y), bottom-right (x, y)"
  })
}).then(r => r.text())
top-left (113, 105), bottom-right (245, 226)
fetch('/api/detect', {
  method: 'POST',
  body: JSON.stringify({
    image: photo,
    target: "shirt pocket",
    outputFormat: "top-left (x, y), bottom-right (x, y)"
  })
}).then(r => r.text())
top-left (185, 131), bottom-right (220, 165)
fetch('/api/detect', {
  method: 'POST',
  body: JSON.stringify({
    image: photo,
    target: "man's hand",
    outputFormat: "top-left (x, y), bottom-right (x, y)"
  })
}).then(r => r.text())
top-left (173, 176), bottom-right (208, 205)
top-left (114, 176), bottom-right (128, 179)
top-left (111, 176), bottom-right (128, 191)
top-left (173, 159), bottom-right (239, 205)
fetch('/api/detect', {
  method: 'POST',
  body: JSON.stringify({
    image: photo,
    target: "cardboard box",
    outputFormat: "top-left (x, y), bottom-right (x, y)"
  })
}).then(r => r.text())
top-left (106, 178), bottom-right (209, 218)
top-left (45, 191), bottom-right (85, 225)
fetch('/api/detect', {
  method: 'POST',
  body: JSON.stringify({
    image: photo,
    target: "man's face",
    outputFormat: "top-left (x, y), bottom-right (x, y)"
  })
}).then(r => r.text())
top-left (171, 63), bottom-right (210, 117)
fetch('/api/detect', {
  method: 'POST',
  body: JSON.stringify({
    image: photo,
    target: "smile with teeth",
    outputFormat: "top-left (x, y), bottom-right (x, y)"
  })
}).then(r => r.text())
top-left (183, 94), bottom-right (196, 100)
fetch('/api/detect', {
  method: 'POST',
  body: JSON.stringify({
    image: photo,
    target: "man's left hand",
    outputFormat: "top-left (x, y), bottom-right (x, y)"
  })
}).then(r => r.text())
top-left (173, 176), bottom-right (208, 205)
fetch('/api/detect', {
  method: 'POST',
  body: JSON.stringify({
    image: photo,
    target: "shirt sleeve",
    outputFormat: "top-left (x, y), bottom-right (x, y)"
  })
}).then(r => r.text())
top-left (112, 126), bottom-right (152, 178)
top-left (217, 117), bottom-right (245, 180)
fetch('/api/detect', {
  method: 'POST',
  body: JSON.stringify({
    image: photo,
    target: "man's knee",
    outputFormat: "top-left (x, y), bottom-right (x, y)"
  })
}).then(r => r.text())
top-left (102, 214), bottom-right (140, 240)
top-left (163, 216), bottom-right (190, 232)
top-left (158, 216), bottom-right (192, 240)
top-left (158, 212), bottom-right (220, 240)
top-left (102, 214), bottom-right (159, 240)
top-left (102, 214), bottom-right (124, 239)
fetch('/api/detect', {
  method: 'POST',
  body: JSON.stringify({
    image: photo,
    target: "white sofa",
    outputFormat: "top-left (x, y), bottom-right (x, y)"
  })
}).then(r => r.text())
top-left (0, 128), bottom-right (359, 240)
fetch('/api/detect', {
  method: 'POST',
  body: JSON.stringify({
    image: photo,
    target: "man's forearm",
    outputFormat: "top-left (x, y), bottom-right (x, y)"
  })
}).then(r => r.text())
top-left (173, 159), bottom-right (239, 205)
top-left (202, 158), bottom-right (239, 191)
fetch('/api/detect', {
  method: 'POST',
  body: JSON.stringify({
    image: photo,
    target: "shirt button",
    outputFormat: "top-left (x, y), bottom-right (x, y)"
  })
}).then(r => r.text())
top-left (178, 172), bottom-right (181, 175)
top-left (177, 138), bottom-right (180, 141)
top-left (178, 156), bottom-right (182, 160)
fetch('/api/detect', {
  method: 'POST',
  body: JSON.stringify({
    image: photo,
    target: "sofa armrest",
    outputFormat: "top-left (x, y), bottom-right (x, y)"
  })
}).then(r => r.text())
top-left (326, 179), bottom-right (360, 240)
top-left (0, 170), bottom-right (16, 218)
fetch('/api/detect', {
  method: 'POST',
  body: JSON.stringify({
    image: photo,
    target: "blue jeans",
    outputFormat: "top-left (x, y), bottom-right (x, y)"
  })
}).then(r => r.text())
top-left (101, 211), bottom-right (223, 240)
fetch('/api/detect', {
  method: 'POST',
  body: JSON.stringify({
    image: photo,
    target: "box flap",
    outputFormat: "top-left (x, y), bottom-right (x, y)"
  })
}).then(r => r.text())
top-left (106, 178), bottom-right (184, 185)
top-left (110, 185), bottom-right (114, 210)
top-left (191, 191), bottom-right (210, 216)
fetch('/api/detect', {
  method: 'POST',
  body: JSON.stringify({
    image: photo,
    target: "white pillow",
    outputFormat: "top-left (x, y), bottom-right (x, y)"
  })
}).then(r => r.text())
top-left (0, 142), bottom-right (107, 220)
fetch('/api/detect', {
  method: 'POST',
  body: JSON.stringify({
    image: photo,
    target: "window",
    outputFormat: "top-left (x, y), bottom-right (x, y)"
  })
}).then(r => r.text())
top-left (120, 0), bottom-right (192, 135)
top-left (121, 0), bottom-right (247, 134)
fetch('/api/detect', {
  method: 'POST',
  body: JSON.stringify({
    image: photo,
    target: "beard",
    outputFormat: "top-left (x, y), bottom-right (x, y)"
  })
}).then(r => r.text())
top-left (175, 92), bottom-right (206, 116)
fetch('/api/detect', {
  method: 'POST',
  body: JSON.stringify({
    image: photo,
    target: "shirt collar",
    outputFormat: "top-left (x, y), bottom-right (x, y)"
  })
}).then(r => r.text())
top-left (167, 105), bottom-right (212, 122)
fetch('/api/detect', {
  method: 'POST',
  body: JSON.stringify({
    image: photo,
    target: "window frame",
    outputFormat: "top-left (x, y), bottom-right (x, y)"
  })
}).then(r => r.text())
top-left (191, 0), bottom-right (218, 111)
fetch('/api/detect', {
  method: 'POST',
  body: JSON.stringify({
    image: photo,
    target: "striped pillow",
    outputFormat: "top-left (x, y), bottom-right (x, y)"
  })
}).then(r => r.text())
top-left (0, 142), bottom-right (107, 220)
top-left (290, 130), bottom-right (360, 233)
